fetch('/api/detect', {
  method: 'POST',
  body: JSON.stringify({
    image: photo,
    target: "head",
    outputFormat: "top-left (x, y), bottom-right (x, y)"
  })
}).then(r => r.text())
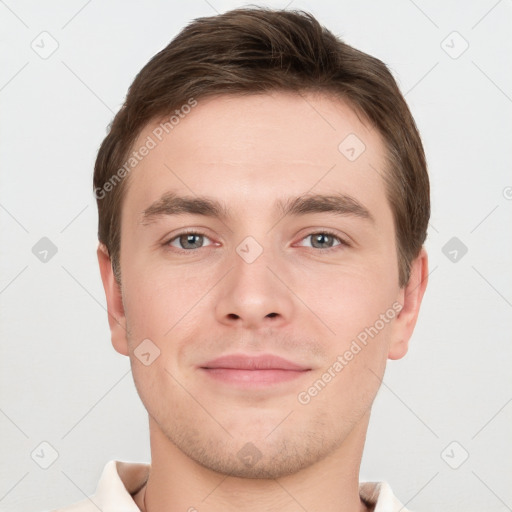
top-left (95, 7), bottom-right (429, 478)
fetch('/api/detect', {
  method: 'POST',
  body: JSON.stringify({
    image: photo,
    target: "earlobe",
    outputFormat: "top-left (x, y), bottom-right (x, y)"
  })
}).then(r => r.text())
top-left (97, 244), bottom-right (129, 356)
top-left (388, 248), bottom-right (428, 360)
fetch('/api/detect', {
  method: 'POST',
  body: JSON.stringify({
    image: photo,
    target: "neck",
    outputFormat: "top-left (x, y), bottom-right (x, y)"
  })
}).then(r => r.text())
top-left (134, 413), bottom-right (371, 512)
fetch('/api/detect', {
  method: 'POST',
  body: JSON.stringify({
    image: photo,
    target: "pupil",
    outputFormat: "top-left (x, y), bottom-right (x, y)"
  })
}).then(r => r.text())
top-left (181, 234), bottom-right (202, 248)
top-left (314, 234), bottom-right (331, 248)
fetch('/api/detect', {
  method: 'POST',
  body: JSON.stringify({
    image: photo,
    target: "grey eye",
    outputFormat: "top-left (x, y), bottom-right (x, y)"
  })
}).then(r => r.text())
top-left (303, 233), bottom-right (341, 249)
top-left (169, 233), bottom-right (213, 250)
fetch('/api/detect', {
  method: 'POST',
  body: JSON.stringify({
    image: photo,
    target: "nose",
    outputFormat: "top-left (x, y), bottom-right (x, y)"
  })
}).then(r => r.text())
top-left (214, 244), bottom-right (294, 330)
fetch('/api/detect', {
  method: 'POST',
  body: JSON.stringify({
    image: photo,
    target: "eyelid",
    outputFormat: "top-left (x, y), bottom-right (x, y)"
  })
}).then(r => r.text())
top-left (162, 228), bottom-right (351, 253)
top-left (164, 228), bottom-right (217, 251)
top-left (294, 229), bottom-right (350, 250)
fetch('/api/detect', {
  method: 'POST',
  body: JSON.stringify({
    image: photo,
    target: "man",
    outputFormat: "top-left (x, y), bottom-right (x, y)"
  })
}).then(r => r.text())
top-left (57, 6), bottom-right (429, 511)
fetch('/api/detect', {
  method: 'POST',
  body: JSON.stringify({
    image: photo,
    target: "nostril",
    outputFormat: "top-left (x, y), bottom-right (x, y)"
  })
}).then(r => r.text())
top-left (266, 312), bottom-right (278, 318)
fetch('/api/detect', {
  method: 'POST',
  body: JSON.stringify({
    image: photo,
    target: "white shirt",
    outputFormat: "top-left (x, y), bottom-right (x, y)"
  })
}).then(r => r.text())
top-left (51, 460), bottom-right (411, 512)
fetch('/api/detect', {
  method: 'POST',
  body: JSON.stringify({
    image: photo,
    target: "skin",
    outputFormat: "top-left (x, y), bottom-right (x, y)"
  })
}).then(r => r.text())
top-left (98, 91), bottom-right (428, 512)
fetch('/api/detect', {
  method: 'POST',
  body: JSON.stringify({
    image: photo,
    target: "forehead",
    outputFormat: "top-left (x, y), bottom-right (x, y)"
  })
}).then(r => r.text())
top-left (122, 92), bottom-right (390, 221)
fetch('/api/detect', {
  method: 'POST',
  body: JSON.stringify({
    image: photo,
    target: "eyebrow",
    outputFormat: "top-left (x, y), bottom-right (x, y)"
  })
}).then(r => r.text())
top-left (141, 191), bottom-right (374, 224)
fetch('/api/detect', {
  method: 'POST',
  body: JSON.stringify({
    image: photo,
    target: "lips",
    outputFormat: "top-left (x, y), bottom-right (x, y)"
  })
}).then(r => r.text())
top-left (200, 354), bottom-right (311, 387)
top-left (200, 354), bottom-right (309, 371)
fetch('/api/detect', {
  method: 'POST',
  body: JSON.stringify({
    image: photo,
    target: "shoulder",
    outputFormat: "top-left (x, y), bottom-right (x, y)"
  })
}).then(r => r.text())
top-left (48, 460), bottom-right (149, 512)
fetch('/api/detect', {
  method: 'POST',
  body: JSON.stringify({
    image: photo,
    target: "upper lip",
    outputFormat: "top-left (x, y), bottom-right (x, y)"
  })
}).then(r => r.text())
top-left (200, 354), bottom-right (310, 371)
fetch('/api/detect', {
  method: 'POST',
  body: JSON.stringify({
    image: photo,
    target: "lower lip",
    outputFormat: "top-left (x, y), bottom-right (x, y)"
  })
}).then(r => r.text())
top-left (201, 368), bottom-right (310, 386)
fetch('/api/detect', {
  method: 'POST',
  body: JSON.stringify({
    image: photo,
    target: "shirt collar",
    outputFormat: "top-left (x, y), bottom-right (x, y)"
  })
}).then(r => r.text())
top-left (87, 460), bottom-right (409, 512)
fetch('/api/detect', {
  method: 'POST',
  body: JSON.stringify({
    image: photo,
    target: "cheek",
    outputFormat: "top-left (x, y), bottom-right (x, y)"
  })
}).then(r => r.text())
top-left (295, 334), bottom-right (388, 431)
top-left (300, 264), bottom-right (399, 342)
top-left (121, 261), bottom-right (210, 342)
top-left (296, 305), bottom-right (393, 423)
top-left (298, 265), bottom-right (399, 404)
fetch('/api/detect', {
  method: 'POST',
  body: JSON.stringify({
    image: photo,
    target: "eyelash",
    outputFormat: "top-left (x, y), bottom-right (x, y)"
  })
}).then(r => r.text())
top-left (163, 229), bottom-right (350, 254)
top-left (297, 230), bottom-right (350, 250)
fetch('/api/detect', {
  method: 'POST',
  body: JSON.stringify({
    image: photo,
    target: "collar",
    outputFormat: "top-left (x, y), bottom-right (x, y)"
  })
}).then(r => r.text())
top-left (59, 460), bottom-right (410, 512)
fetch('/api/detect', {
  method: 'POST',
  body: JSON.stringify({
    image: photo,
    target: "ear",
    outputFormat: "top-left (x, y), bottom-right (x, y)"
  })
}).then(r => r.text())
top-left (388, 248), bottom-right (428, 360)
top-left (97, 244), bottom-right (129, 356)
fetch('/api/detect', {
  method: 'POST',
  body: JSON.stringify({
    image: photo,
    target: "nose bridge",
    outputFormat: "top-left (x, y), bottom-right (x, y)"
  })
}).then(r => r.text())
top-left (214, 234), bottom-right (293, 328)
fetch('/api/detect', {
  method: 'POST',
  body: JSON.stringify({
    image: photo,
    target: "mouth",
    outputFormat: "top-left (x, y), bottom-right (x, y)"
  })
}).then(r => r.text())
top-left (199, 354), bottom-right (311, 386)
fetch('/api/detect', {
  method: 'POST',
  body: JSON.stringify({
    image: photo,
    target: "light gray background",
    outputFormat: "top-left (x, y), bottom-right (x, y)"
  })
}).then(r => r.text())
top-left (1, 1), bottom-right (511, 511)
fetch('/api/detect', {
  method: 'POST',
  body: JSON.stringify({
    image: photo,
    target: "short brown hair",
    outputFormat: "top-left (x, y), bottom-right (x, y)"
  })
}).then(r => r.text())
top-left (94, 6), bottom-right (429, 286)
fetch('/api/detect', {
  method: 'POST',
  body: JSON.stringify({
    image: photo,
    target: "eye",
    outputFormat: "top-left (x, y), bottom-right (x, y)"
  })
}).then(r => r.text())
top-left (167, 232), bottom-right (214, 250)
top-left (297, 231), bottom-right (346, 250)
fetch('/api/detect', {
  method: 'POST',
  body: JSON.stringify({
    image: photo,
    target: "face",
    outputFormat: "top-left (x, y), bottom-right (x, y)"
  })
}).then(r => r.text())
top-left (99, 92), bottom-right (427, 478)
